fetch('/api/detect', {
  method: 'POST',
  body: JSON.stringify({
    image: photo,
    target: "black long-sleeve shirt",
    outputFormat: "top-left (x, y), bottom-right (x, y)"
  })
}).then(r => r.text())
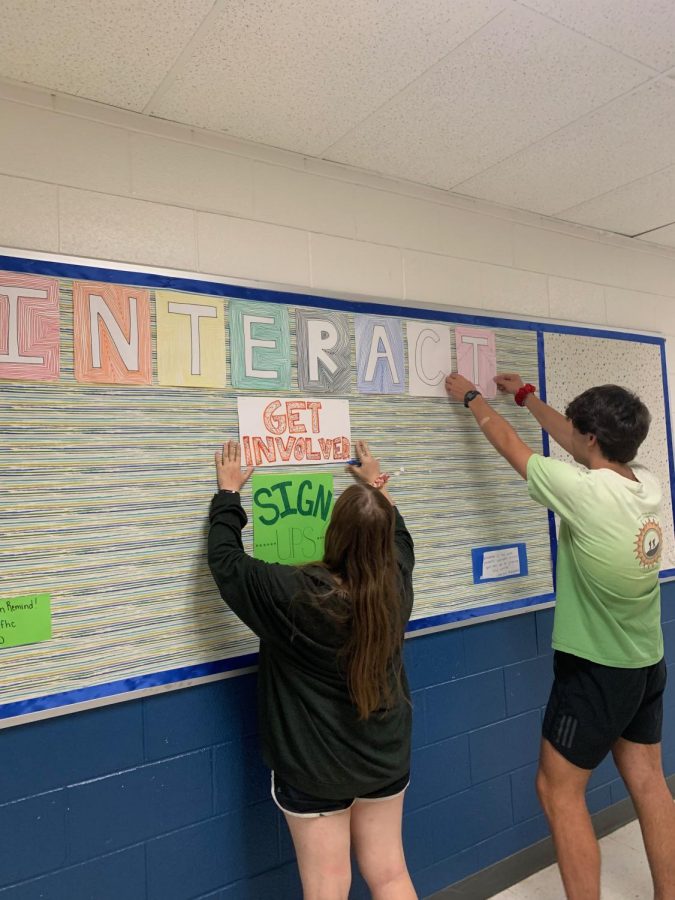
top-left (207, 490), bottom-right (415, 798)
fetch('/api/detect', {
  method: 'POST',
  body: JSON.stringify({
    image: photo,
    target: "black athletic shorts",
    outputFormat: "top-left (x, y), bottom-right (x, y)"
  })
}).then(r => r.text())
top-left (271, 771), bottom-right (410, 818)
top-left (542, 650), bottom-right (667, 770)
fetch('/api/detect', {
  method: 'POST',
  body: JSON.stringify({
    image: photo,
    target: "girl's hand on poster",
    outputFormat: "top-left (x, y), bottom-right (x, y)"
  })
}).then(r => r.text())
top-left (215, 441), bottom-right (255, 492)
top-left (347, 440), bottom-right (381, 485)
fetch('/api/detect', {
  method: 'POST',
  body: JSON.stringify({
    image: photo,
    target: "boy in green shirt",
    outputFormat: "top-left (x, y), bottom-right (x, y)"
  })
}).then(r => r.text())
top-left (445, 372), bottom-right (673, 900)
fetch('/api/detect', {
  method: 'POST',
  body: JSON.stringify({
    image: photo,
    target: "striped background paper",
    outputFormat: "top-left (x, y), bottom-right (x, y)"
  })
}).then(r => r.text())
top-left (0, 278), bottom-right (553, 710)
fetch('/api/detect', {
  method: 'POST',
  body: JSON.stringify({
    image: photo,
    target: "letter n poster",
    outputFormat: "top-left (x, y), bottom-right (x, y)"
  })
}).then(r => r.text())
top-left (252, 473), bottom-right (334, 564)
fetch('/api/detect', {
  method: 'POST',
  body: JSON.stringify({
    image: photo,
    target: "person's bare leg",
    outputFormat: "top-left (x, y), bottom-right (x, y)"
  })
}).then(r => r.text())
top-left (283, 808), bottom-right (352, 900)
top-left (350, 793), bottom-right (417, 899)
top-left (612, 738), bottom-right (675, 900)
top-left (536, 738), bottom-right (598, 900)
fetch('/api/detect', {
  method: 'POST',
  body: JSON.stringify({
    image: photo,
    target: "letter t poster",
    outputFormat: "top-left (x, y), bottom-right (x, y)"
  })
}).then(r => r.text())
top-left (252, 473), bottom-right (334, 564)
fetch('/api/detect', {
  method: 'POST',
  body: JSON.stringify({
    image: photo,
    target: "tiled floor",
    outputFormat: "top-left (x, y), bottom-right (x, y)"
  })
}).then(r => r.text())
top-left (489, 819), bottom-right (652, 899)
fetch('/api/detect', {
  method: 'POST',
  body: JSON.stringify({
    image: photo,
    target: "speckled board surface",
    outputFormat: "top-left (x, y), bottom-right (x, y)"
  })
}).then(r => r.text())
top-left (544, 331), bottom-right (675, 571)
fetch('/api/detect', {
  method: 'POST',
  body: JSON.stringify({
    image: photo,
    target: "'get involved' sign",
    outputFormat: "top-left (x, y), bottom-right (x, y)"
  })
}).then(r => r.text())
top-left (237, 397), bottom-right (352, 467)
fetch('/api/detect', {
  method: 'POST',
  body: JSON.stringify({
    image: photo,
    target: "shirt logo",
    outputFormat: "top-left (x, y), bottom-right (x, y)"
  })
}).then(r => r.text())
top-left (634, 518), bottom-right (662, 568)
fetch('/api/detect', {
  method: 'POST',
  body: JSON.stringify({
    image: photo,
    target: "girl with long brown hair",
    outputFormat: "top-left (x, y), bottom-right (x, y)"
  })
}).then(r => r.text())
top-left (208, 439), bottom-right (416, 900)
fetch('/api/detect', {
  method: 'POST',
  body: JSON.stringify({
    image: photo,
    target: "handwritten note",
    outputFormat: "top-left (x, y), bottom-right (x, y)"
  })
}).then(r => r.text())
top-left (471, 544), bottom-right (528, 584)
top-left (0, 593), bottom-right (51, 649)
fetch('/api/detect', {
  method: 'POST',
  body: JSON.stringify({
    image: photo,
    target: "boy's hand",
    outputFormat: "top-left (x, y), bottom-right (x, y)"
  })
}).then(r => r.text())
top-left (215, 441), bottom-right (254, 492)
top-left (445, 373), bottom-right (477, 402)
top-left (494, 373), bottom-right (524, 396)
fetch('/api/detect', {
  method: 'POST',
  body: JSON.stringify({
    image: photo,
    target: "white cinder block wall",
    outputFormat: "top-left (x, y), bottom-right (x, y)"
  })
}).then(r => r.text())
top-left (2, 78), bottom-right (675, 402)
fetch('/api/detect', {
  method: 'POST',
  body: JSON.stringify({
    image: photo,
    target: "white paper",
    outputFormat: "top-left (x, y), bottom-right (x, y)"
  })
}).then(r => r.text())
top-left (237, 396), bottom-right (352, 467)
top-left (481, 547), bottom-right (521, 580)
top-left (406, 322), bottom-right (452, 397)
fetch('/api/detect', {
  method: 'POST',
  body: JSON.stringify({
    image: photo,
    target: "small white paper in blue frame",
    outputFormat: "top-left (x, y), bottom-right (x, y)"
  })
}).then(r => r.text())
top-left (472, 543), bottom-right (528, 584)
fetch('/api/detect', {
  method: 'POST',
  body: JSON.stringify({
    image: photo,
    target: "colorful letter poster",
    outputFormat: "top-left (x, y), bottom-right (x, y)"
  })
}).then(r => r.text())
top-left (455, 326), bottom-right (497, 398)
top-left (0, 593), bottom-right (51, 649)
top-left (355, 316), bottom-right (404, 394)
top-left (252, 473), bottom-right (334, 565)
top-left (296, 309), bottom-right (351, 393)
top-left (237, 397), bottom-right (351, 467)
top-left (73, 282), bottom-right (152, 385)
top-left (0, 272), bottom-right (60, 381)
top-left (406, 322), bottom-right (452, 397)
top-left (156, 291), bottom-right (226, 388)
top-left (229, 300), bottom-right (290, 390)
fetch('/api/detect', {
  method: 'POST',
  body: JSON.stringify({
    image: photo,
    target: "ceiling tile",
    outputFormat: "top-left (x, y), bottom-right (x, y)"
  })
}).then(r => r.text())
top-left (0, 0), bottom-right (214, 110)
top-left (149, 0), bottom-right (508, 155)
top-left (636, 223), bottom-right (675, 249)
top-left (325, 5), bottom-right (653, 189)
top-left (520, 0), bottom-right (675, 71)
top-left (559, 164), bottom-right (675, 236)
top-left (454, 82), bottom-right (675, 217)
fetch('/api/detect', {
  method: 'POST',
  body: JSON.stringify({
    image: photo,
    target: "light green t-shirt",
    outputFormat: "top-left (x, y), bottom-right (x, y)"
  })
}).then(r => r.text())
top-left (527, 454), bottom-right (663, 668)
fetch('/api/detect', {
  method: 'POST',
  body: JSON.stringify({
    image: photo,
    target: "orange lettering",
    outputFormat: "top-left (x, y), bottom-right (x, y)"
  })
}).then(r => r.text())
top-left (276, 436), bottom-right (296, 462)
top-left (262, 400), bottom-right (285, 435)
top-left (286, 401), bottom-right (307, 434)
top-left (252, 436), bottom-right (277, 465)
top-left (306, 401), bottom-right (322, 433)
top-left (242, 436), bottom-right (252, 467)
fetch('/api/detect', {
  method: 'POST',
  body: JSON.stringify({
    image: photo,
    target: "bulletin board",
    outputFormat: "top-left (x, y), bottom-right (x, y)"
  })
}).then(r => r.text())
top-left (1, 252), bottom-right (673, 726)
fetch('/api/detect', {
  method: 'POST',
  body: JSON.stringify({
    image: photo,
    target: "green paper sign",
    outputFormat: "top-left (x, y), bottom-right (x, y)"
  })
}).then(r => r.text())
top-left (252, 473), bottom-right (334, 565)
top-left (0, 593), bottom-right (52, 649)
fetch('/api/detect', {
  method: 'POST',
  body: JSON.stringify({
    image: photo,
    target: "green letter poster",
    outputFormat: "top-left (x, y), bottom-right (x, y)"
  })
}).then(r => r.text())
top-left (252, 473), bottom-right (334, 565)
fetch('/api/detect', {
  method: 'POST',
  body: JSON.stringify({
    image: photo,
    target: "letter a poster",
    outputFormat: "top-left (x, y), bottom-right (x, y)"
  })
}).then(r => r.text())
top-left (252, 473), bottom-right (334, 564)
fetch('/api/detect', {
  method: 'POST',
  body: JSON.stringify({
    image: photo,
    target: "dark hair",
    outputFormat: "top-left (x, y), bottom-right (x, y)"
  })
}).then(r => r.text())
top-left (313, 483), bottom-right (403, 720)
top-left (565, 384), bottom-right (650, 464)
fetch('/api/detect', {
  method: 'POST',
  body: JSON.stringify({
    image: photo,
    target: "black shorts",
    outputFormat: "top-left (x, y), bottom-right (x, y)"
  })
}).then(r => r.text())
top-left (543, 651), bottom-right (667, 770)
top-left (271, 771), bottom-right (410, 818)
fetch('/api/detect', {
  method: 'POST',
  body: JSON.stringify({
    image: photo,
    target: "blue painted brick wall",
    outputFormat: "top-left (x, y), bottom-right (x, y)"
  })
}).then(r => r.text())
top-left (1, 587), bottom-right (674, 899)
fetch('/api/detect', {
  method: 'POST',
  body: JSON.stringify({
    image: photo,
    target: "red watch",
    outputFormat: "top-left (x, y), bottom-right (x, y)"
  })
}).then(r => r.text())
top-left (515, 383), bottom-right (536, 407)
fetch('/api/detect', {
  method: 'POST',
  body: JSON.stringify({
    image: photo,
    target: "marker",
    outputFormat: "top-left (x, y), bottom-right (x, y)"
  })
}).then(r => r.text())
top-left (346, 458), bottom-right (361, 467)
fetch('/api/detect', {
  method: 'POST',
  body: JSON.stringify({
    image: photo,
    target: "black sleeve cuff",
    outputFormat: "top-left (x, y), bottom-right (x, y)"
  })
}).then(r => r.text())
top-left (209, 490), bottom-right (248, 526)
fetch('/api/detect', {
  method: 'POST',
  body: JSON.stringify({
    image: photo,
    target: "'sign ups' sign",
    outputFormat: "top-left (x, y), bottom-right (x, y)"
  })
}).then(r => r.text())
top-left (252, 474), bottom-right (334, 565)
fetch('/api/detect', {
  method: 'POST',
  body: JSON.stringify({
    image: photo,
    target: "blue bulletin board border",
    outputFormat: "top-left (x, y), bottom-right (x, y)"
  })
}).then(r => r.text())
top-left (1, 251), bottom-right (673, 723)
